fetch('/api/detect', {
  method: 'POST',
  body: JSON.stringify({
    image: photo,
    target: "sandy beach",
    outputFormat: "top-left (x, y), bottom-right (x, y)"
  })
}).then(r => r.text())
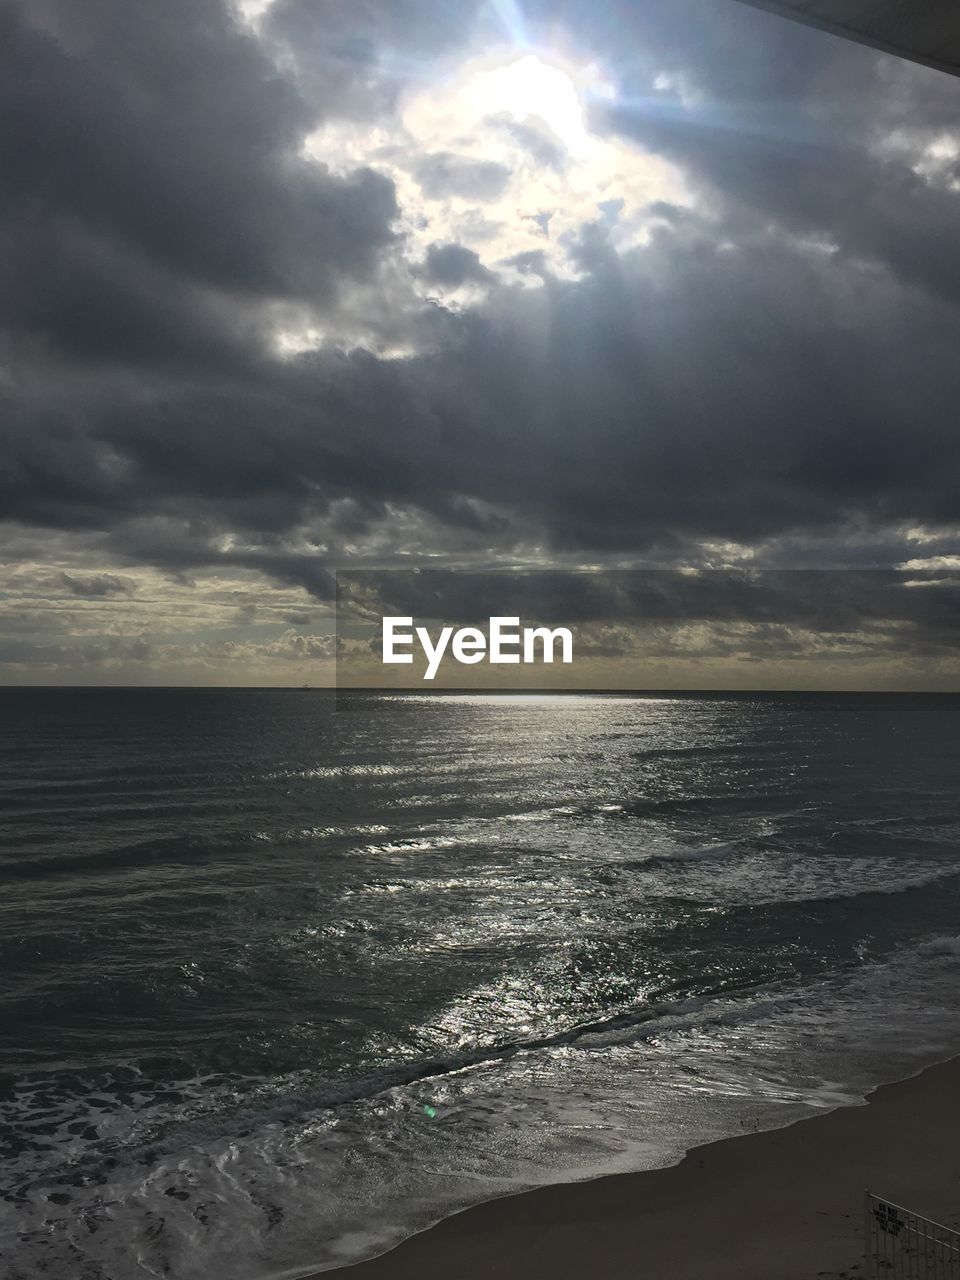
top-left (321, 1056), bottom-right (960, 1280)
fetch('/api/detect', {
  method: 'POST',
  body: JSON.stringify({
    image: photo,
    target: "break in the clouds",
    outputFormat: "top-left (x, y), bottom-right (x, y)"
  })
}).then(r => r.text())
top-left (1, 0), bottom-right (959, 683)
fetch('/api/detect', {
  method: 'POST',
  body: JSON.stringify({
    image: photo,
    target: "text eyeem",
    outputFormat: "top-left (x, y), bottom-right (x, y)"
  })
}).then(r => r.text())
top-left (382, 616), bottom-right (574, 681)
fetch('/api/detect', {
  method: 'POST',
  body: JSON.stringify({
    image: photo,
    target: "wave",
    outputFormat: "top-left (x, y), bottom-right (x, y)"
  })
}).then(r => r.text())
top-left (2, 975), bottom-right (790, 1196)
top-left (253, 823), bottom-right (391, 844)
top-left (264, 763), bottom-right (406, 780)
top-left (9, 932), bottom-right (960, 1280)
top-left (23, 947), bottom-right (884, 1192)
top-left (25, 928), bottom-right (960, 1197)
top-left (919, 934), bottom-right (960, 957)
top-left (0, 821), bottom-right (402, 881)
top-left (0, 832), bottom-right (233, 881)
top-left (650, 840), bottom-right (738, 863)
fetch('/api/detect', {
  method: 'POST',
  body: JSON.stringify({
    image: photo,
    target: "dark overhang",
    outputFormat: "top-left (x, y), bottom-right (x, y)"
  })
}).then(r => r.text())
top-left (734, 1), bottom-right (960, 78)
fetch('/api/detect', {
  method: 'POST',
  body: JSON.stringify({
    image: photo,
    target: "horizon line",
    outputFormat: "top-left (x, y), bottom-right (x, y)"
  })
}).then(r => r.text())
top-left (1, 685), bottom-right (958, 695)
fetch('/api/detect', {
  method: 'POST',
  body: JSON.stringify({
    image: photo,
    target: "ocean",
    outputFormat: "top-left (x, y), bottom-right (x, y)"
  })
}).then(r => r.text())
top-left (3, 688), bottom-right (960, 1279)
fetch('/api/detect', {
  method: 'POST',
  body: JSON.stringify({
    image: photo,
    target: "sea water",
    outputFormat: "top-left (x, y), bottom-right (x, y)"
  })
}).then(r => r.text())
top-left (2, 688), bottom-right (959, 1278)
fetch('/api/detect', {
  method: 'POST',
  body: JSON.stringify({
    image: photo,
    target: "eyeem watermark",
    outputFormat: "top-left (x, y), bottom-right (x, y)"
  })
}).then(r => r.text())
top-left (383, 616), bottom-right (574, 681)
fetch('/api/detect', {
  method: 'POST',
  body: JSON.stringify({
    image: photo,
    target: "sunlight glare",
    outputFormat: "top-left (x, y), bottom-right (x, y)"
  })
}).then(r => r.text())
top-left (463, 54), bottom-right (592, 154)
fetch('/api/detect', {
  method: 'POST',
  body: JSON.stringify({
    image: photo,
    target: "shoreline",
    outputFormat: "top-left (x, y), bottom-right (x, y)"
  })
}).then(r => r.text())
top-left (306, 1054), bottom-right (960, 1279)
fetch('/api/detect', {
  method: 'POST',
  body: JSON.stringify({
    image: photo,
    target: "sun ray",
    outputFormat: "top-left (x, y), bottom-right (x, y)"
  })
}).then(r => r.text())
top-left (487, 0), bottom-right (531, 48)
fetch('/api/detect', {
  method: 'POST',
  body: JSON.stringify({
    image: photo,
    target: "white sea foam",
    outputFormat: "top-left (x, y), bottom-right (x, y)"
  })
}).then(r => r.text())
top-left (919, 935), bottom-right (960, 957)
top-left (8, 936), bottom-right (960, 1280)
top-left (265, 764), bottom-right (406, 781)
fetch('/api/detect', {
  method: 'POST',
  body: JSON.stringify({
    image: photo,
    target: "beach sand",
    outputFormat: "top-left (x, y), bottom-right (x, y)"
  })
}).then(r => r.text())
top-left (320, 1056), bottom-right (960, 1279)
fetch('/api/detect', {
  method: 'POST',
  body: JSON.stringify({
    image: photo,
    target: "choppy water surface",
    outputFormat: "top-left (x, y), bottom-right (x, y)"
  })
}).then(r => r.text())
top-left (2, 689), bottom-right (960, 1277)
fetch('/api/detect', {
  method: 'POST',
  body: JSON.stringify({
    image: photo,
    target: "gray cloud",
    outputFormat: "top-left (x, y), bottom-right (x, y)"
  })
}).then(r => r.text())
top-left (337, 568), bottom-right (960, 634)
top-left (0, 634), bottom-right (151, 669)
top-left (414, 242), bottom-right (498, 288)
top-left (262, 0), bottom-right (483, 121)
top-left (413, 152), bottom-right (513, 199)
top-left (0, 0), bottom-right (399, 372)
top-left (494, 116), bottom-right (567, 170)
top-left (60, 573), bottom-right (135, 598)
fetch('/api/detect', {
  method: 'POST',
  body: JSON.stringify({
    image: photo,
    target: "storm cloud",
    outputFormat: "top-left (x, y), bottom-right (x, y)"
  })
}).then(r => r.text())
top-left (1, 0), bottom-right (959, 682)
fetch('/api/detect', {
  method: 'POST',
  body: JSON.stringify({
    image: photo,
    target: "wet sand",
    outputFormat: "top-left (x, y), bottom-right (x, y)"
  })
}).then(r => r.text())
top-left (318, 1056), bottom-right (960, 1279)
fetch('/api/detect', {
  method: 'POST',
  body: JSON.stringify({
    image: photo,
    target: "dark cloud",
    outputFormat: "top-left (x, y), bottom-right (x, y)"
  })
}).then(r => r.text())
top-left (494, 116), bottom-right (567, 170)
top-left (0, 0), bottom-right (399, 371)
top-left (414, 242), bottom-right (498, 288)
top-left (583, 2), bottom-right (960, 311)
top-left (413, 153), bottom-right (513, 200)
top-left (5, 205), bottom-right (960, 580)
top-left (262, 0), bottom-right (483, 120)
top-left (60, 573), bottom-right (134, 598)
top-left (337, 568), bottom-right (960, 636)
top-left (0, 634), bottom-right (151, 669)
top-left (4, 196), bottom-right (960, 579)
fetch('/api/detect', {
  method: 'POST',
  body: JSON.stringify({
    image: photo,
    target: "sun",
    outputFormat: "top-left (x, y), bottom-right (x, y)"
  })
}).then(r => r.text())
top-left (460, 53), bottom-right (597, 155)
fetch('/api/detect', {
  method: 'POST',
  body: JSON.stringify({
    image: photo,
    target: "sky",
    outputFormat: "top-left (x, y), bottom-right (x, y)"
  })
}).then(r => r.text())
top-left (2, 0), bottom-right (959, 686)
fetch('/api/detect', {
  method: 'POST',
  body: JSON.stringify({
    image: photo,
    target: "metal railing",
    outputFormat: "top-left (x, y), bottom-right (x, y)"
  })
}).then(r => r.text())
top-left (865, 1192), bottom-right (960, 1279)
